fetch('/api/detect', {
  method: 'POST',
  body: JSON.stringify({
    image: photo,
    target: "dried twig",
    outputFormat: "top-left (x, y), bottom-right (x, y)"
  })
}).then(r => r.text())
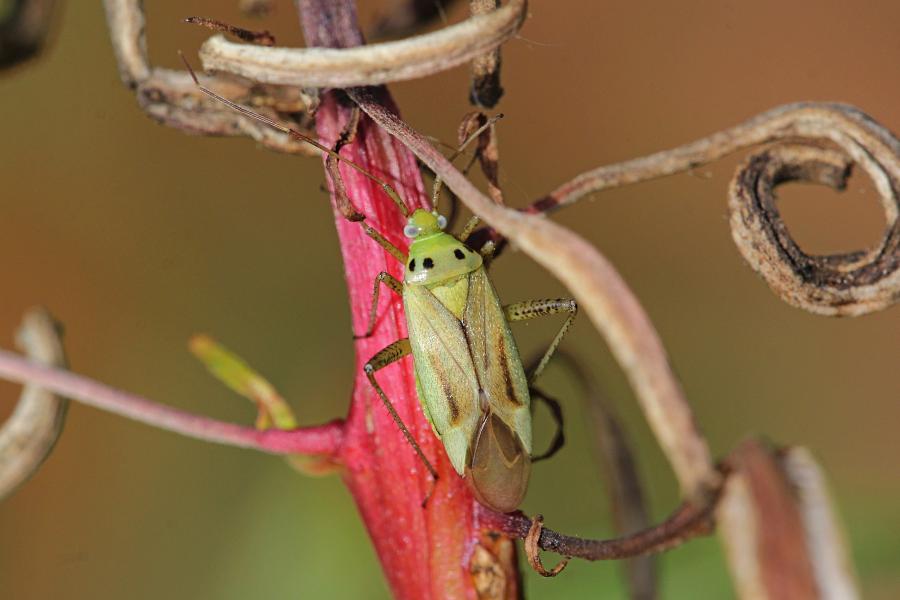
top-left (717, 440), bottom-right (819, 599)
top-left (478, 485), bottom-right (719, 562)
top-left (103, 0), bottom-right (319, 155)
top-left (0, 348), bottom-right (344, 456)
top-left (458, 110), bottom-right (503, 204)
top-left (730, 142), bottom-right (896, 316)
top-left (526, 103), bottom-right (900, 316)
top-left (431, 111), bottom-right (503, 214)
top-left (468, 0), bottom-right (504, 107)
top-left (0, 308), bottom-right (68, 500)
top-left (781, 447), bottom-right (861, 599)
top-left (198, 0), bottom-right (526, 87)
top-left (525, 515), bottom-right (570, 577)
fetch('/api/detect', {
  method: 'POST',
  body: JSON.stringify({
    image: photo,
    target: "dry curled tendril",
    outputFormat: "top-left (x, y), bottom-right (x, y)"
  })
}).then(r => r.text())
top-left (0, 308), bottom-right (68, 501)
top-left (526, 103), bottom-right (900, 317)
top-left (730, 137), bottom-right (899, 316)
top-left (525, 515), bottom-right (570, 577)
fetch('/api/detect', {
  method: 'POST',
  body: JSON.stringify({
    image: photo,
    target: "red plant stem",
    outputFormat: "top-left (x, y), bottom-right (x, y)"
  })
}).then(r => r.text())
top-left (318, 91), bottom-right (486, 600)
top-left (322, 97), bottom-right (485, 597)
top-left (0, 349), bottom-right (344, 455)
top-left (296, 3), bottom-right (505, 598)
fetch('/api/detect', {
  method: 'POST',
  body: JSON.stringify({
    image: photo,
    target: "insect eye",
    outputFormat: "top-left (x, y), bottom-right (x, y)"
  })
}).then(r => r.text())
top-left (436, 215), bottom-right (448, 230)
top-left (403, 224), bottom-right (421, 238)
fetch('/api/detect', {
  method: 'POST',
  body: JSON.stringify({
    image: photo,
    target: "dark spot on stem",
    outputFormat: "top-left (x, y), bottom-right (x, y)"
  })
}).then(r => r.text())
top-left (409, 259), bottom-right (416, 271)
top-left (423, 257), bottom-right (434, 269)
top-left (454, 249), bottom-right (466, 260)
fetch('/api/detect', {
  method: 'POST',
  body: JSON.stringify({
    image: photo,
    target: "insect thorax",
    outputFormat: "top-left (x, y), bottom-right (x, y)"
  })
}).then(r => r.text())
top-left (404, 231), bottom-right (483, 289)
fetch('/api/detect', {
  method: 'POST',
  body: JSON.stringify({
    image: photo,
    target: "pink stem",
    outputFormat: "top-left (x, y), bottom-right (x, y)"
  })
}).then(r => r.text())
top-left (0, 349), bottom-right (343, 456)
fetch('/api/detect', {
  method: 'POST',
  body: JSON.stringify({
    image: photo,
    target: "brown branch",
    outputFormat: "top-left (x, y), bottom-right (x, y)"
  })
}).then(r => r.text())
top-left (525, 515), bottom-right (570, 577)
top-left (527, 103), bottom-right (900, 316)
top-left (716, 440), bottom-right (822, 599)
top-left (468, 0), bottom-right (503, 107)
top-left (103, 0), bottom-right (319, 155)
top-left (458, 110), bottom-right (504, 204)
top-left (0, 308), bottom-right (68, 500)
top-left (350, 86), bottom-right (718, 500)
top-left (477, 482), bottom-right (720, 562)
top-left (780, 447), bottom-right (860, 597)
top-left (0, 348), bottom-right (344, 456)
top-left (198, 0), bottom-right (526, 87)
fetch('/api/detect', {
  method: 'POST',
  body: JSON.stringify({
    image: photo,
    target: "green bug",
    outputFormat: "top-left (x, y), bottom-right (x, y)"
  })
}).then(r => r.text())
top-left (180, 61), bottom-right (576, 512)
top-left (359, 207), bottom-right (577, 512)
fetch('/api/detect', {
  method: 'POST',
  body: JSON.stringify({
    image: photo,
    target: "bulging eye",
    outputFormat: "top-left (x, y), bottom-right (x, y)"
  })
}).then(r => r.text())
top-left (403, 224), bottom-right (421, 238)
top-left (436, 215), bottom-right (448, 230)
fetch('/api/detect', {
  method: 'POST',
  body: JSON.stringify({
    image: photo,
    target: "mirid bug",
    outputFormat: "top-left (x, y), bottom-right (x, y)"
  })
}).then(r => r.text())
top-left (359, 207), bottom-right (577, 512)
top-left (181, 56), bottom-right (577, 512)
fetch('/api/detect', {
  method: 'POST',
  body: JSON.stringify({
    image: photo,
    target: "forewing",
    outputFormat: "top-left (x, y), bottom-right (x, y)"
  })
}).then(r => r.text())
top-left (462, 268), bottom-right (532, 454)
top-left (404, 285), bottom-right (481, 475)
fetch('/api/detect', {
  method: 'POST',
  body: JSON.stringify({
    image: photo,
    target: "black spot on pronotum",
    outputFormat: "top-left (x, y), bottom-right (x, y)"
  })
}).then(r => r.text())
top-left (454, 249), bottom-right (466, 260)
top-left (423, 257), bottom-right (435, 269)
top-left (408, 259), bottom-right (416, 271)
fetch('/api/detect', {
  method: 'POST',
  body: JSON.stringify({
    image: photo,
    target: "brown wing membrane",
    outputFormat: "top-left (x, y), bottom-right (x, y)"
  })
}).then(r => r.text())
top-left (465, 412), bottom-right (531, 513)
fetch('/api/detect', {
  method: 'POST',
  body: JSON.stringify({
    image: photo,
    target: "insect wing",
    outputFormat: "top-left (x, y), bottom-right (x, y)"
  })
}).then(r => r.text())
top-left (467, 412), bottom-right (531, 513)
top-left (462, 267), bottom-right (532, 512)
top-left (462, 268), bottom-right (532, 454)
top-left (403, 285), bottom-right (481, 476)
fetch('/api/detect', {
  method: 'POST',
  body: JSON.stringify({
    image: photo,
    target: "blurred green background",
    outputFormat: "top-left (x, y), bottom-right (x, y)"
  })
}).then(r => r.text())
top-left (1, 1), bottom-right (898, 598)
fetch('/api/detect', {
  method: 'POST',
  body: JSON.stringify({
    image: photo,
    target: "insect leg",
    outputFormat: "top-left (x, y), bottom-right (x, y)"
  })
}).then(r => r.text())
top-left (432, 113), bottom-right (500, 214)
top-left (317, 104), bottom-right (409, 261)
top-left (355, 272), bottom-right (404, 339)
top-left (458, 215), bottom-right (481, 243)
top-left (504, 298), bottom-right (579, 384)
top-left (359, 223), bottom-right (406, 263)
top-left (179, 54), bottom-right (410, 219)
top-left (528, 386), bottom-right (565, 462)
top-left (325, 106), bottom-right (366, 222)
top-left (364, 339), bottom-right (440, 502)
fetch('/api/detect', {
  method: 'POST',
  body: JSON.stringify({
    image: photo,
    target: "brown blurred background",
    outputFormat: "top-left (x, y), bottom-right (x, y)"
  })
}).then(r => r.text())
top-left (1, 1), bottom-right (898, 598)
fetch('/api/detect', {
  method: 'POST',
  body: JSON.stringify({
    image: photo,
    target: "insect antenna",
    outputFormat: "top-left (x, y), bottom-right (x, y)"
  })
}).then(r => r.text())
top-left (431, 113), bottom-right (503, 217)
top-left (178, 51), bottom-right (409, 217)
